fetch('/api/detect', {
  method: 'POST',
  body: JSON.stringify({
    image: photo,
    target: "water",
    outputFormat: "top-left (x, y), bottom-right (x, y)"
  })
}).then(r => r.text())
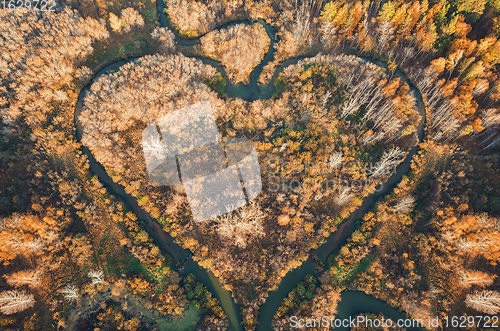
top-left (75, 4), bottom-right (428, 329)
top-left (334, 291), bottom-right (425, 331)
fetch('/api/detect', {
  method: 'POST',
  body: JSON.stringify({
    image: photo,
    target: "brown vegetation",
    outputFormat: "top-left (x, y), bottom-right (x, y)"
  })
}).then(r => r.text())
top-left (164, 0), bottom-right (249, 37)
top-left (321, 141), bottom-right (500, 326)
top-left (2, 0), bottom-right (500, 329)
top-left (200, 24), bottom-right (270, 83)
top-left (0, 6), bottom-right (216, 330)
top-left (78, 51), bottom-right (419, 328)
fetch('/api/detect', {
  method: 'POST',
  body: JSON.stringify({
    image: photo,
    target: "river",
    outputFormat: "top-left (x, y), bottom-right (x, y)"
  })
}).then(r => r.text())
top-left (73, 3), bottom-right (427, 330)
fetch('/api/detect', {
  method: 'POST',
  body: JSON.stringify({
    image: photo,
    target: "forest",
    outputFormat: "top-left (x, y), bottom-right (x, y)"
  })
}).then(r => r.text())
top-left (0, 0), bottom-right (500, 330)
top-left (0, 4), bottom-right (226, 331)
top-left (78, 51), bottom-right (421, 327)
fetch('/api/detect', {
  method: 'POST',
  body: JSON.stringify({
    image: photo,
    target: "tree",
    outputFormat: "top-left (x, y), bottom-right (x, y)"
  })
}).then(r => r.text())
top-left (391, 196), bottom-right (415, 213)
top-left (465, 290), bottom-right (500, 314)
top-left (120, 8), bottom-right (145, 33)
top-left (88, 270), bottom-right (104, 286)
top-left (6, 270), bottom-right (42, 288)
top-left (309, 286), bottom-right (341, 320)
top-left (458, 270), bottom-right (494, 288)
top-left (328, 152), bottom-right (343, 169)
top-left (151, 27), bottom-right (176, 55)
top-left (371, 146), bottom-right (405, 177)
top-left (216, 203), bottom-right (265, 248)
top-left (1, 214), bottom-right (51, 264)
top-left (0, 291), bottom-right (35, 315)
top-left (200, 24), bottom-right (270, 83)
top-left (61, 285), bottom-right (79, 302)
top-left (109, 8), bottom-right (144, 33)
top-left (109, 13), bottom-right (122, 32)
top-left (455, 0), bottom-right (487, 16)
top-left (446, 49), bottom-right (465, 80)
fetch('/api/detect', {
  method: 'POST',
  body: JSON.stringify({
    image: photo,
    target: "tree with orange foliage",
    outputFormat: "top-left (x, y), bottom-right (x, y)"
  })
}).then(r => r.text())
top-left (0, 214), bottom-right (51, 264)
top-left (449, 214), bottom-right (500, 262)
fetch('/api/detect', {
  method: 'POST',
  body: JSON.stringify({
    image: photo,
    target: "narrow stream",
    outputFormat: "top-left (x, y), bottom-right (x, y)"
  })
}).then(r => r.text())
top-left (74, 60), bottom-right (244, 330)
top-left (73, 3), bottom-right (428, 330)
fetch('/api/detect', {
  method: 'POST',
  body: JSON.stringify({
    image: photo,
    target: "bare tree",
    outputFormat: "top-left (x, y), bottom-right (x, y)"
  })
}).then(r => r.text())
top-left (141, 133), bottom-right (168, 161)
top-left (341, 76), bottom-right (376, 118)
top-left (479, 108), bottom-right (500, 150)
top-left (377, 20), bottom-right (394, 51)
top-left (42, 231), bottom-right (59, 244)
top-left (466, 291), bottom-right (500, 314)
top-left (5, 213), bottom-right (22, 229)
top-left (320, 90), bottom-right (332, 107)
top-left (293, 1), bottom-right (317, 42)
top-left (473, 79), bottom-right (489, 97)
top-left (430, 98), bottom-right (461, 141)
top-left (88, 270), bottom-right (104, 286)
top-left (61, 285), bottom-right (79, 302)
top-left (279, 142), bottom-right (288, 153)
top-left (6, 270), bottom-right (42, 288)
top-left (9, 237), bottom-right (44, 253)
top-left (320, 20), bottom-right (335, 45)
top-left (336, 187), bottom-right (353, 205)
top-left (371, 146), bottom-right (405, 177)
top-left (0, 290), bottom-right (35, 314)
top-left (391, 196), bottom-right (415, 213)
top-left (458, 270), bottom-right (494, 288)
top-left (482, 108), bottom-right (500, 129)
top-left (328, 152), bottom-right (343, 169)
top-left (455, 237), bottom-right (490, 254)
top-left (217, 203), bottom-right (266, 248)
top-left (294, 9), bottom-right (311, 43)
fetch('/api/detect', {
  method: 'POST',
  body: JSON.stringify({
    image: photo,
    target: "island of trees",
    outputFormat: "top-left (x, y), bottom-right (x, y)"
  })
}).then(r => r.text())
top-left (200, 24), bottom-right (271, 84)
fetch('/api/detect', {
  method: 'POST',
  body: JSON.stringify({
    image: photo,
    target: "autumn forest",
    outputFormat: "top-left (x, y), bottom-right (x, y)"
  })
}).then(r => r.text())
top-left (1, 0), bottom-right (500, 330)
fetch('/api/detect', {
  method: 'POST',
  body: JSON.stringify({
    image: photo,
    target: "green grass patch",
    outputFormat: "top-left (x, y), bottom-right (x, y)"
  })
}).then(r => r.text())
top-left (274, 74), bottom-right (286, 97)
top-left (331, 254), bottom-right (376, 284)
top-left (203, 73), bottom-right (226, 96)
